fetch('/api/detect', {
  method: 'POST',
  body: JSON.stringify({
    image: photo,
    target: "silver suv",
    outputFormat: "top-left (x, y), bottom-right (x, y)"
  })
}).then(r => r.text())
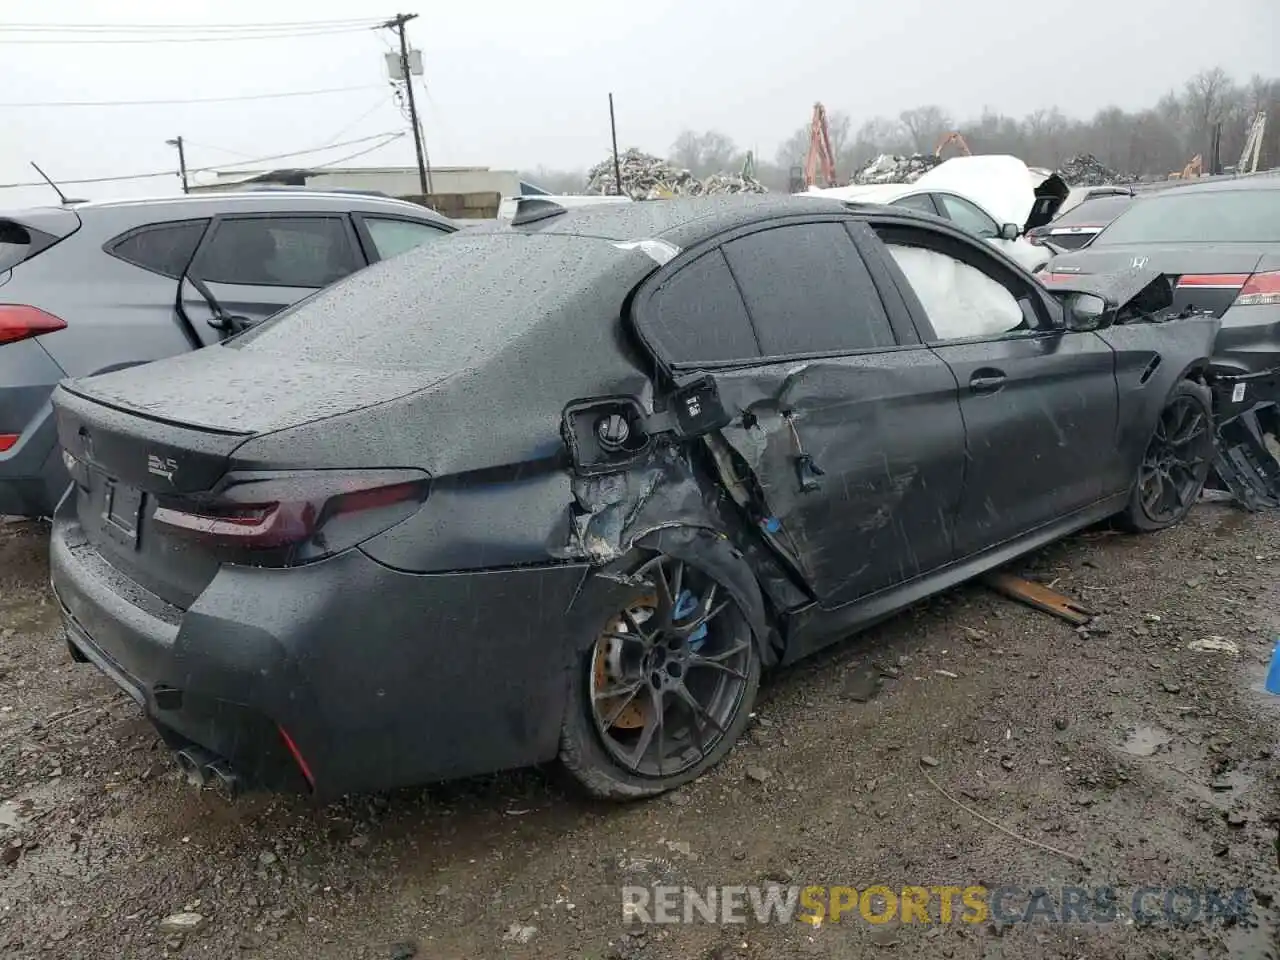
top-left (0, 191), bottom-right (454, 516)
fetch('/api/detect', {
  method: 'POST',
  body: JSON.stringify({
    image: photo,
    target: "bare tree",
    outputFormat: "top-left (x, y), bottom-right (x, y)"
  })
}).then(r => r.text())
top-left (669, 130), bottom-right (742, 177)
top-left (898, 106), bottom-right (954, 154)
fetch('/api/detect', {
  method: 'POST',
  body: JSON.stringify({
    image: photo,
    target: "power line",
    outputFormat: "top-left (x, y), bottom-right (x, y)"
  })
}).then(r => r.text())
top-left (0, 84), bottom-right (385, 108)
top-left (0, 25), bottom-right (380, 44)
top-left (0, 132), bottom-right (405, 189)
top-left (0, 19), bottom-right (381, 31)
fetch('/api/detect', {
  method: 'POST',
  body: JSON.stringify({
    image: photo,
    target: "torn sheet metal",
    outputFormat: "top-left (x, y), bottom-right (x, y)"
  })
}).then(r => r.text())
top-left (1211, 401), bottom-right (1280, 510)
top-left (566, 443), bottom-right (724, 564)
top-left (1040, 266), bottom-right (1169, 313)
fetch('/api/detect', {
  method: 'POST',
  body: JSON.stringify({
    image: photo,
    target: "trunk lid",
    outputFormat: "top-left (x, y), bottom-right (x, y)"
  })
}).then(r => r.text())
top-left (1043, 245), bottom-right (1266, 318)
top-left (53, 351), bottom-right (430, 608)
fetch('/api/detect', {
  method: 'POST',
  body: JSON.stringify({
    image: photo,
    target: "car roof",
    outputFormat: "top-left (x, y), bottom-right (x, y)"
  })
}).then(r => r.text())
top-left (506, 195), bottom-right (858, 247)
top-left (59, 190), bottom-right (455, 226)
top-left (1154, 175), bottom-right (1280, 195)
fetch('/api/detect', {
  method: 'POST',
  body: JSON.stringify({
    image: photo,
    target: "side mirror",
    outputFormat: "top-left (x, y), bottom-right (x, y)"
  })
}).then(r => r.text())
top-left (1063, 292), bottom-right (1110, 332)
top-left (998, 223), bottom-right (1021, 241)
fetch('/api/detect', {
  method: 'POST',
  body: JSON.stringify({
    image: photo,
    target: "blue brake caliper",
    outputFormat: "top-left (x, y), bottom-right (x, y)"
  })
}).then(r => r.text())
top-left (674, 590), bottom-right (708, 651)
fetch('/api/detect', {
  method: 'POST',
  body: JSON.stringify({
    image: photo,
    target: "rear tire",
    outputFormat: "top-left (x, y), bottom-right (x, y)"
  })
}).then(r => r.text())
top-left (559, 551), bottom-right (761, 800)
top-left (1118, 379), bottom-right (1213, 533)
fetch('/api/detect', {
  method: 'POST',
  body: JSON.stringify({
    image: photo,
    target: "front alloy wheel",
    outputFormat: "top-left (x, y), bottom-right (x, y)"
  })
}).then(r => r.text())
top-left (1122, 380), bottom-right (1213, 532)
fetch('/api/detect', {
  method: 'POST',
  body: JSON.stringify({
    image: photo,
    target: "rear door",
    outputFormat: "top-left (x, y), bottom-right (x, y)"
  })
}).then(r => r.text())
top-left (634, 217), bottom-right (967, 611)
top-left (180, 214), bottom-right (365, 345)
top-left (871, 219), bottom-right (1121, 557)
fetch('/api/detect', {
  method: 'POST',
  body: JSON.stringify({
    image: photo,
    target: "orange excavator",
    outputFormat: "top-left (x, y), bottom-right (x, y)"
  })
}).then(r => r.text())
top-left (804, 102), bottom-right (838, 188)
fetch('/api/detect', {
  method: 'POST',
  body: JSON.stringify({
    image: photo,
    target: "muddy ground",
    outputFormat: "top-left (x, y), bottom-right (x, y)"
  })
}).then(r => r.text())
top-left (1, 506), bottom-right (1278, 960)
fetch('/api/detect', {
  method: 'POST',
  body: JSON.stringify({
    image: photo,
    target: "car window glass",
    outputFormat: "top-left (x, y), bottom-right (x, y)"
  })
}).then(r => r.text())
top-left (1092, 189), bottom-right (1280, 245)
top-left (365, 218), bottom-right (447, 260)
top-left (1051, 196), bottom-right (1133, 227)
top-left (108, 220), bottom-right (209, 278)
top-left (891, 193), bottom-right (937, 215)
top-left (886, 243), bottom-right (1024, 341)
top-left (723, 222), bottom-right (896, 355)
top-left (192, 217), bottom-right (360, 288)
top-left (936, 195), bottom-right (999, 238)
top-left (646, 249), bottom-right (760, 364)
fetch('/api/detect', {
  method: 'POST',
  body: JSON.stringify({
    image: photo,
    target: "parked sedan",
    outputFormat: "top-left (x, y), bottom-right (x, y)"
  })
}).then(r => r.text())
top-left (804, 155), bottom-right (1069, 272)
top-left (49, 196), bottom-right (1218, 801)
top-left (0, 191), bottom-right (454, 517)
top-left (1026, 194), bottom-right (1136, 254)
top-left (1042, 177), bottom-right (1280, 379)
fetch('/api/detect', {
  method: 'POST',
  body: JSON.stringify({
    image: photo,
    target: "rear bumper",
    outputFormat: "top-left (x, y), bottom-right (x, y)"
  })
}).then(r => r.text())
top-left (49, 504), bottom-right (591, 799)
top-left (0, 338), bottom-right (68, 516)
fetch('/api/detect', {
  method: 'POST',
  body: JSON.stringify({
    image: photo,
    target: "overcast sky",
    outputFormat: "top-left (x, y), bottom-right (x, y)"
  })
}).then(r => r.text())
top-left (1, 0), bottom-right (1276, 206)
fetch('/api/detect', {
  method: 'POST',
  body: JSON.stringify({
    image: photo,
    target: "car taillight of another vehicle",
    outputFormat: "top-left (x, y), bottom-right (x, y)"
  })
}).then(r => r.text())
top-left (151, 468), bottom-right (429, 566)
top-left (0, 305), bottom-right (66, 346)
top-left (1233, 271), bottom-right (1280, 307)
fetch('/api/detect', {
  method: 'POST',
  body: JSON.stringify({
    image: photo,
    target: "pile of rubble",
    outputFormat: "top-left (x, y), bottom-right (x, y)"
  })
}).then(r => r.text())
top-left (850, 153), bottom-right (941, 185)
top-left (1056, 153), bottom-right (1138, 186)
top-left (585, 148), bottom-right (767, 199)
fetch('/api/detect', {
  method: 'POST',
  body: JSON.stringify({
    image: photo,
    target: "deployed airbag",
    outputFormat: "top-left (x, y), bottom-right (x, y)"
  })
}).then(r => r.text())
top-left (887, 244), bottom-right (1023, 340)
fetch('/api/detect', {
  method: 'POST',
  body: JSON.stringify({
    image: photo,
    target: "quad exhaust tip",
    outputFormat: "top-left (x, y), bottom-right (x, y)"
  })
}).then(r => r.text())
top-left (173, 746), bottom-right (240, 798)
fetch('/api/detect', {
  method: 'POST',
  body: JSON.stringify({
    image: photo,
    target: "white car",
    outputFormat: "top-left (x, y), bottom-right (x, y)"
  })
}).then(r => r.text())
top-left (802, 155), bottom-right (1068, 272)
top-left (497, 194), bottom-right (631, 220)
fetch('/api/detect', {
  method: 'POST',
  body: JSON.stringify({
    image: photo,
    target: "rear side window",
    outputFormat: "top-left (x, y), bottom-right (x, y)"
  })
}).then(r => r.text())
top-left (191, 216), bottom-right (361, 288)
top-left (723, 222), bottom-right (896, 355)
top-left (936, 195), bottom-right (999, 239)
top-left (364, 217), bottom-right (447, 260)
top-left (891, 193), bottom-right (939, 216)
top-left (645, 250), bottom-right (760, 364)
top-left (0, 221), bottom-right (34, 273)
top-left (107, 219), bottom-right (208, 278)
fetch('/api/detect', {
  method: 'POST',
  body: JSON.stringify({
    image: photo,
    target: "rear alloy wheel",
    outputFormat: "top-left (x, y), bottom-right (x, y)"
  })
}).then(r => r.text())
top-left (560, 553), bottom-right (760, 799)
top-left (1120, 380), bottom-right (1213, 532)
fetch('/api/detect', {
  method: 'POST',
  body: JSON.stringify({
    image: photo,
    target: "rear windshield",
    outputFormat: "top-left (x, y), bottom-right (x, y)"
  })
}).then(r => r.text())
top-left (1052, 196), bottom-right (1133, 227)
top-left (0, 221), bottom-right (33, 272)
top-left (1093, 189), bottom-right (1280, 245)
top-left (230, 232), bottom-right (645, 370)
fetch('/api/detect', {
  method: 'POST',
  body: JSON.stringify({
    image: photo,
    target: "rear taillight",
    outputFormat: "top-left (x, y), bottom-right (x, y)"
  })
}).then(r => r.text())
top-left (1233, 271), bottom-right (1280, 307)
top-left (152, 469), bottom-right (429, 565)
top-left (1039, 272), bottom-right (1080, 283)
top-left (1026, 234), bottom-right (1045, 247)
top-left (0, 305), bottom-right (66, 346)
top-left (0, 434), bottom-right (18, 453)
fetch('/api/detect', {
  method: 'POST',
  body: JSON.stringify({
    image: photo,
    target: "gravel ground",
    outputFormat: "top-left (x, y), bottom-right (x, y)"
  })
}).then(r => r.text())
top-left (1, 506), bottom-right (1278, 959)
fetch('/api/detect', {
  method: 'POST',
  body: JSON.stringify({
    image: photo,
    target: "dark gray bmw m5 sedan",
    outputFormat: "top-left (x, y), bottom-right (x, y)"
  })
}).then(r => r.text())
top-left (47, 195), bottom-right (1220, 800)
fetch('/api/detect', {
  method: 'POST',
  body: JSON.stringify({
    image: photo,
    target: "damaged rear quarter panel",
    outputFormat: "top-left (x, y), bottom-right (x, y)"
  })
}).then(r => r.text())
top-left (1096, 315), bottom-right (1221, 465)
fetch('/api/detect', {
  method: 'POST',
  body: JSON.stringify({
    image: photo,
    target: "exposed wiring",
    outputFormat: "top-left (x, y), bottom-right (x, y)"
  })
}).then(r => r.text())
top-left (0, 132), bottom-right (405, 189)
top-left (0, 84), bottom-right (383, 108)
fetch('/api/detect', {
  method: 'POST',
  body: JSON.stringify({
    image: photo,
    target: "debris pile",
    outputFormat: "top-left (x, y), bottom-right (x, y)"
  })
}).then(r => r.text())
top-left (1056, 153), bottom-right (1136, 186)
top-left (585, 148), bottom-right (767, 199)
top-left (701, 172), bottom-right (768, 195)
top-left (850, 153), bottom-right (941, 185)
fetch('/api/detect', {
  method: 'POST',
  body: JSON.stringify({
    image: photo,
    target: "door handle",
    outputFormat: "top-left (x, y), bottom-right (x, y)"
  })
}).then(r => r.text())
top-left (969, 371), bottom-right (1007, 394)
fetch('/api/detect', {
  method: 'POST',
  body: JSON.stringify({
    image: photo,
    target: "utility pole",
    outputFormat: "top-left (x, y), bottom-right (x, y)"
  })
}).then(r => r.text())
top-left (382, 13), bottom-right (430, 198)
top-left (609, 93), bottom-right (623, 197)
top-left (165, 136), bottom-right (188, 194)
